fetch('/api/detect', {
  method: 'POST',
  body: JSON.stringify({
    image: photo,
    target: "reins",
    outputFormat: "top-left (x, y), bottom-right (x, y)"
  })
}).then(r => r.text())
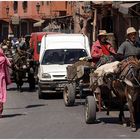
top-left (128, 64), bottom-right (140, 87)
top-left (120, 57), bottom-right (140, 87)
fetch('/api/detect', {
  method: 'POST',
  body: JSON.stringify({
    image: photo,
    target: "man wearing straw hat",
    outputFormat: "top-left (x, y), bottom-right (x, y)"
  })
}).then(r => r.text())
top-left (90, 30), bottom-right (117, 110)
top-left (117, 27), bottom-right (140, 59)
top-left (91, 30), bottom-right (116, 65)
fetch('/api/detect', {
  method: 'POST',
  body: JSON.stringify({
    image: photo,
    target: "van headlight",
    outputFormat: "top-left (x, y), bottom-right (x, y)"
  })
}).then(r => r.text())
top-left (42, 73), bottom-right (51, 78)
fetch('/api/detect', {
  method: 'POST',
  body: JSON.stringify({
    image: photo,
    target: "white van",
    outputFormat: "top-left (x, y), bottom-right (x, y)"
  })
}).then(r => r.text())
top-left (37, 33), bottom-right (91, 99)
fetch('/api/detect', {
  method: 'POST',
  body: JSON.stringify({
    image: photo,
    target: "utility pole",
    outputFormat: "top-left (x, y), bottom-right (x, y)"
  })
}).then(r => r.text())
top-left (93, 8), bottom-right (97, 43)
top-left (50, 1), bottom-right (52, 31)
top-left (89, 1), bottom-right (94, 46)
top-left (74, 1), bottom-right (81, 33)
top-left (91, 1), bottom-right (97, 43)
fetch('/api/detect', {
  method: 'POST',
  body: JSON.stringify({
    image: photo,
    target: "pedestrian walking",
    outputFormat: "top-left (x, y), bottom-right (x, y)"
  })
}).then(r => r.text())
top-left (0, 48), bottom-right (11, 117)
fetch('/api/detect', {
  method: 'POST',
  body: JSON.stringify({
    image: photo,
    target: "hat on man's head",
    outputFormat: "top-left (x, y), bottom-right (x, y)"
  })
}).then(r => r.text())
top-left (126, 27), bottom-right (136, 35)
top-left (98, 30), bottom-right (107, 36)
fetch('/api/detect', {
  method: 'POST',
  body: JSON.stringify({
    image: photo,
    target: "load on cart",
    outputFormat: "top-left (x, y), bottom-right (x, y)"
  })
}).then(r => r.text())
top-left (63, 55), bottom-right (116, 107)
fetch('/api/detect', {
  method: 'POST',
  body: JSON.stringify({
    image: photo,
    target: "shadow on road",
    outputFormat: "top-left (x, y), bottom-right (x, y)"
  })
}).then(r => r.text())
top-left (7, 87), bottom-right (37, 92)
top-left (99, 117), bottom-right (125, 124)
top-left (2, 113), bottom-right (26, 118)
top-left (5, 104), bottom-right (47, 110)
top-left (98, 117), bottom-right (140, 130)
top-left (26, 104), bottom-right (46, 108)
top-left (42, 93), bottom-right (63, 100)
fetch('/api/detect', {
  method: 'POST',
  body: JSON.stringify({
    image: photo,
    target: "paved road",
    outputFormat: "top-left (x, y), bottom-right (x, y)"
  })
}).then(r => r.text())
top-left (0, 83), bottom-right (140, 139)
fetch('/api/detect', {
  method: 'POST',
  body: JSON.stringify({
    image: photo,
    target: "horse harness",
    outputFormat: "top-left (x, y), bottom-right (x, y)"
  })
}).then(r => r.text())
top-left (117, 57), bottom-right (140, 87)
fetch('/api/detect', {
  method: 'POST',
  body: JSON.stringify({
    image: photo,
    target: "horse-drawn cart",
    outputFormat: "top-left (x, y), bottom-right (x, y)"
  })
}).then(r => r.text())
top-left (85, 61), bottom-right (120, 123)
top-left (11, 48), bottom-right (36, 92)
top-left (84, 57), bottom-right (140, 132)
top-left (63, 57), bottom-right (118, 123)
top-left (63, 58), bottom-right (94, 106)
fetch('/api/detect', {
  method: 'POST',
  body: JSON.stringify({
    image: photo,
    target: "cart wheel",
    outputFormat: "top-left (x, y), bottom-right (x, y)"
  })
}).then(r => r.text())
top-left (63, 83), bottom-right (76, 106)
top-left (85, 96), bottom-right (96, 124)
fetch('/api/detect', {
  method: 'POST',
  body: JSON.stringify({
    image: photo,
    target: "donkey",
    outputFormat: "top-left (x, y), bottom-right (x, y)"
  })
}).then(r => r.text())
top-left (13, 55), bottom-right (28, 91)
top-left (104, 56), bottom-right (140, 132)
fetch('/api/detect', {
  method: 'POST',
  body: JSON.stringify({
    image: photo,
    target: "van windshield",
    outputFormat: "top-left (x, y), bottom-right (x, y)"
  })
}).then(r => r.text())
top-left (41, 49), bottom-right (88, 65)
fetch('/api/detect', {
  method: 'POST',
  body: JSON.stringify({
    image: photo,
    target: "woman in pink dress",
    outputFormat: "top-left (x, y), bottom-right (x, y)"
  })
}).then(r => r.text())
top-left (0, 48), bottom-right (11, 117)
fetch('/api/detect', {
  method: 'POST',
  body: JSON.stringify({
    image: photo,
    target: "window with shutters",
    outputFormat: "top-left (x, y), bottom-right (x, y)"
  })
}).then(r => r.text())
top-left (13, 1), bottom-right (18, 13)
top-left (22, 1), bottom-right (28, 13)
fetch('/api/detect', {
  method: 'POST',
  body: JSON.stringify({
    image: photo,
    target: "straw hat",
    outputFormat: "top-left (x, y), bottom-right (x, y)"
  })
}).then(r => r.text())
top-left (126, 27), bottom-right (136, 35)
top-left (98, 30), bottom-right (107, 36)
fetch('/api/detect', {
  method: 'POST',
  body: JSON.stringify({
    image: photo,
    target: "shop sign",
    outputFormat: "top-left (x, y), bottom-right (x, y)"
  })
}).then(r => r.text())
top-left (11, 16), bottom-right (20, 25)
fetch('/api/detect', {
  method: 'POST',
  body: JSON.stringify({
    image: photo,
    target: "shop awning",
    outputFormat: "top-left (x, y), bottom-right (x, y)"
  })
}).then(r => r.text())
top-left (43, 22), bottom-right (61, 32)
top-left (33, 20), bottom-right (45, 27)
top-left (51, 15), bottom-right (72, 20)
top-left (119, 3), bottom-right (137, 14)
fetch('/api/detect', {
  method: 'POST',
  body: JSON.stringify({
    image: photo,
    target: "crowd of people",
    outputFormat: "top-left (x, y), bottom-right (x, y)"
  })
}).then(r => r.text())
top-left (0, 36), bottom-right (30, 59)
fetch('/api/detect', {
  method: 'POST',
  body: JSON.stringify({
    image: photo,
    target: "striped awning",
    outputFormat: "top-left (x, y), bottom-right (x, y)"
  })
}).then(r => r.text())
top-left (119, 3), bottom-right (137, 14)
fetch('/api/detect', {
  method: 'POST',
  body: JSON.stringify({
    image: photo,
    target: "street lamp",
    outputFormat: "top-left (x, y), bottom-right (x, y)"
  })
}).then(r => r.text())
top-left (36, 2), bottom-right (40, 14)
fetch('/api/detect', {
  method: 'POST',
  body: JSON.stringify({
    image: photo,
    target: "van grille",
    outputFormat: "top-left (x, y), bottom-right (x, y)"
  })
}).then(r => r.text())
top-left (53, 75), bottom-right (65, 78)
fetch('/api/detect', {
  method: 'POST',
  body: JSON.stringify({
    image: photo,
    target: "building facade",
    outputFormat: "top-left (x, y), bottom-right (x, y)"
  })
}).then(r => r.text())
top-left (77, 1), bottom-right (140, 48)
top-left (91, 1), bottom-right (140, 46)
top-left (0, 1), bottom-right (74, 40)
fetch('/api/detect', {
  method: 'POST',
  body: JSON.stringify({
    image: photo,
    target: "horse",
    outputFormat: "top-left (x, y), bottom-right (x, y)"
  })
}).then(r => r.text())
top-left (12, 48), bottom-right (35, 92)
top-left (103, 56), bottom-right (140, 132)
top-left (89, 56), bottom-right (140, 131)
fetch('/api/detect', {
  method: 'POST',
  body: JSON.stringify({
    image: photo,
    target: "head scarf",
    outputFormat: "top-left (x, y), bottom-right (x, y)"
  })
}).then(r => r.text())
top-left (0, 48), bottom-right (11, 66)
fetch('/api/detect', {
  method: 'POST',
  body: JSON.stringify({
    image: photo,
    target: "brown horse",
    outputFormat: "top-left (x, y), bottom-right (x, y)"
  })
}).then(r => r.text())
top-left (89, 56), bottom-right (140, 131)
top-left (104, 56), bottom-right (140, 132)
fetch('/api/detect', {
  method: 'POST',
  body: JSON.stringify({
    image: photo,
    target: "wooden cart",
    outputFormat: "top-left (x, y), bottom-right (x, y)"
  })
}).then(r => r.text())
top-left (63, 59), bottom-right (94, 106)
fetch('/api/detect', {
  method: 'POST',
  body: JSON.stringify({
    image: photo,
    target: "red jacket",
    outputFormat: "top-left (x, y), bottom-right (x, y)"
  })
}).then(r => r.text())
top-left (91, 40), bottom-right (116, 64)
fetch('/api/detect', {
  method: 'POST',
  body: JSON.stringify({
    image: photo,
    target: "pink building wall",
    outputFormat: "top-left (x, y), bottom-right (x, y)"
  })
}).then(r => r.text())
top-left (0, 1), bottom-right (70, 20)
top-left (0, 1), bottom-right (73, 40)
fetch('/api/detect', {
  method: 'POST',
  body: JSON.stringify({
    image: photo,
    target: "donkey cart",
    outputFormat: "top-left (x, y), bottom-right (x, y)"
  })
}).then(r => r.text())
top-left (84, 58), bottom-right (140, 132)
top-left (84, 61), bottom-right (121, 124)
top-left (63, 59), bottom-right (94, 106)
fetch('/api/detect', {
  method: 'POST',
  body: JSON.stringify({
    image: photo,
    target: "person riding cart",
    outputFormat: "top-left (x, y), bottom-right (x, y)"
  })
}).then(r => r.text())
top-left (117, 27), bottom-right (140, 60)
top-left (90, 30), bottom-right (117, 110)
top-left (89, 27), bottom-right (140, 111)
top-left (91, 30), bottom-right (116, 66)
